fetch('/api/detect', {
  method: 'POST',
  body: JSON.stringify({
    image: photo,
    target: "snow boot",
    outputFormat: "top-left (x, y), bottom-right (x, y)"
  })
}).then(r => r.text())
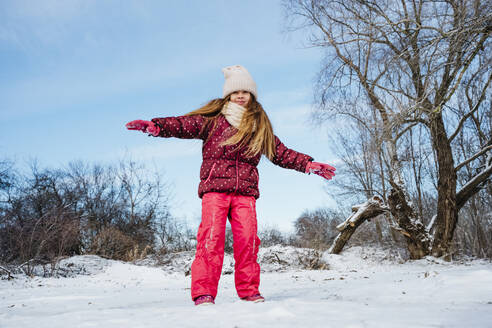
top-left (194, 295), bottom-right (215, 306)
top-left (241, 294), bottom-right (265, 303)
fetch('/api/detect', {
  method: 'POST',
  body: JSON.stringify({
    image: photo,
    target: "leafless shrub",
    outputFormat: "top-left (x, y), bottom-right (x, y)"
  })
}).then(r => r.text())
top-left (454, 188), bottom-right (492, 258)
top-left (258, 226), bottom-right (288, 247)
top-left (90, 226), bottom-right (135, 261)
top-left (293, 208), bottom-right (342, 250)
top-left (0, 157), bottom-right (179, 272)
top-left (156, 214), bottom-right (195, 254)
top-left (297, 249), bottom-right (328, 270)
top-left (0, 163), bottom-right (81, 275)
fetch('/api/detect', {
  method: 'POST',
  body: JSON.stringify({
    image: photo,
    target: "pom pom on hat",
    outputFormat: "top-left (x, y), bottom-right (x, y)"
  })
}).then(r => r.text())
top-left (222, 65), bottom-right (258, 99)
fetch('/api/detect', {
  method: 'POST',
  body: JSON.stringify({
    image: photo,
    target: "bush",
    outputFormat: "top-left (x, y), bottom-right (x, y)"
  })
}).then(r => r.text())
top-left (258, 226), bottom-right (287, 247)
top-left (91, 226), bottom-right (148, 261)
top-left (293, 208), bottom-right (341, 250)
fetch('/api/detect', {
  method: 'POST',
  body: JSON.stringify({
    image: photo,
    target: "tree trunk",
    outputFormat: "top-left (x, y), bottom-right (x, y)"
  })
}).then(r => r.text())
top-left (387, 187), bottom-right (431, 259)
top-left (428, 113), bottom-right (458, 259)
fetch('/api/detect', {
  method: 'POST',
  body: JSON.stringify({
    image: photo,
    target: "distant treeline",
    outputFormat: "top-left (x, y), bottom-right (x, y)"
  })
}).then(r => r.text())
top-left (1, 156), bottom-right (490, 277)
top-left (0, 159), bottom-right (195, 275)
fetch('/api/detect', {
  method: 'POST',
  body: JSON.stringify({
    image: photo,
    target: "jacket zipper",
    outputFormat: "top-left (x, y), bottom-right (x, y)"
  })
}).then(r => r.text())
top-left (234, 153), bottom-right (239, 193)
top-left (204, 163), bottom-right (216, 184)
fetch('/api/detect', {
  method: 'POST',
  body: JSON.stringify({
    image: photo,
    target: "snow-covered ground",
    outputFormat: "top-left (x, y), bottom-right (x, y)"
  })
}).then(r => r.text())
top-left (1, 246), bottom-right (492, 328)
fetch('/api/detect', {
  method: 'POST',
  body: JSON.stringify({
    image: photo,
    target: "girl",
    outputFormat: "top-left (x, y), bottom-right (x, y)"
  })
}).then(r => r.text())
top-left (126, 65), bottom-right (335, 306)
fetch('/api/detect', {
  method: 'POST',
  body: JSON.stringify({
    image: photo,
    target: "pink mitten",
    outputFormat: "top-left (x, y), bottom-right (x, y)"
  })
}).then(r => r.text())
top-left (126, 120), bottom-right (151, 132)
top-left (306, 161), bottom-right (336, 180)
top-left (125, 120), bottom-right (160, 136)
top-left (145, 123), bottom-right (160, 137)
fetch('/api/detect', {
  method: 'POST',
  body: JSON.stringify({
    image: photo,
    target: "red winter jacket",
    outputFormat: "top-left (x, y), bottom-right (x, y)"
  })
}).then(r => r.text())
top-left (151, 114), bottom-right (313, 199)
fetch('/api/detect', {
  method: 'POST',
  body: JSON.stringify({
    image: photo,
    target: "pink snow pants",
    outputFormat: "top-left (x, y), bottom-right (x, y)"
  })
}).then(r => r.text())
top-left (191, 192), bottom-right (261, 300)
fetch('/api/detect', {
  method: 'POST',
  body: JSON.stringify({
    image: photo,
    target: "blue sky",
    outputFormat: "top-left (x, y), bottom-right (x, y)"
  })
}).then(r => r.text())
top-left (0, 0), bottom-right (338, 233)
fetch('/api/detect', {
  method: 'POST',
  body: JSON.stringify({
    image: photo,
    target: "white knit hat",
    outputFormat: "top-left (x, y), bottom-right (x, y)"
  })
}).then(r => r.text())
top-left (222, 65), bottom-right (258, 99)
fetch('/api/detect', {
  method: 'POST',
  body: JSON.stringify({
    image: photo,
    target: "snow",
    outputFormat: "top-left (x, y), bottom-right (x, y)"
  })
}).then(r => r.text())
top-left (336, 196), bottom-right (387, 232)
top-left (426, 214), bottom-right (437, 232)
top-left (1, 246), bottom-right (492, 328)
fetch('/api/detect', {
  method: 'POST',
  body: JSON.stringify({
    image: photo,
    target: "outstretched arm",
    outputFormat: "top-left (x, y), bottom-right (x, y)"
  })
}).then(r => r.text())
top-left (126, 115), bottom-right (206, 139)
top-left (271, 136), bottom-right (313, 172)
top-left (271, 136), bottom-right (336, 180)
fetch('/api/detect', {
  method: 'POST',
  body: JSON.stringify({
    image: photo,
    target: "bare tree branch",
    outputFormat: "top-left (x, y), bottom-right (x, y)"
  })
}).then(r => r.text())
top-left (455, 145), bottom-right (492, 172)
top-left (457, 153), bottom-right (492, 210)
top-left (449, 70), bottom-right (492, 142)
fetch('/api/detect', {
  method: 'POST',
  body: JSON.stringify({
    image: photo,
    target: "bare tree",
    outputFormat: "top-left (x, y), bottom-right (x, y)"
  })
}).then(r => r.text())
top-left (67, 159), bottom-right (173, 260)
top-left (284, 0), bottom-right (492, 258)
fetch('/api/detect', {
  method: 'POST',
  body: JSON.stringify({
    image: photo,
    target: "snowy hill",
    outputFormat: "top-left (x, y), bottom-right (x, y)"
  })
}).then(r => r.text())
top-left (1, 246), bottom-right (492, 328)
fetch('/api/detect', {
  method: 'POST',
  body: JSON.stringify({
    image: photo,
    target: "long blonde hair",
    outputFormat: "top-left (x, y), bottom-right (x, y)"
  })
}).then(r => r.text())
top-left (185, 95), bottom-right (276, 160)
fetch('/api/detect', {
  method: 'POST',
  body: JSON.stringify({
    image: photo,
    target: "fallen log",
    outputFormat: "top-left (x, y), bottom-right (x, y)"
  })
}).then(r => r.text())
top-left (329, 196), bottom-right (389, 254)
